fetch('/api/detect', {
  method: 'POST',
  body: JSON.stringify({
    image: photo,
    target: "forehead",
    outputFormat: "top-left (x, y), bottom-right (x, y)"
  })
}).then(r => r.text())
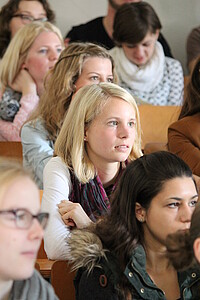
top-left (0, 177), bottom-right (40, 212)
top-left (82, 56), bottom-right (112, 70)
top-left (152, 177), bottom-right (197, 203)
top-left (18, 0), bottom-right (45, 12)
top-left (29, 31), bottom-right (61, 49)
top-left (97, 96), bottom-right (135, 118)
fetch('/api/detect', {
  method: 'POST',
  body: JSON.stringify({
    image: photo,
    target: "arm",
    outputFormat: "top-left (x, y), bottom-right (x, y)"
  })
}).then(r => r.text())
top-left (41, 157), bottom-right (72, 260)
top-left (167, 59), bottom-right (184, 105)
top-left (168, 121), bottom-right (200, 176)
top-left (21, 120), bottom-right (54, 189)
top-left (0, 93), bottom-right (39, 141)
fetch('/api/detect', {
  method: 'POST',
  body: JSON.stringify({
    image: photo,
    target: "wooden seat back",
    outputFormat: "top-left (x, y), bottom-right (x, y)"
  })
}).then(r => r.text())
top-left (138, 105), bottom-right (181, 150)
top-left (51, 261), bottom-right (76, 300)
top-left (0, 141), bottom-right (23, 161)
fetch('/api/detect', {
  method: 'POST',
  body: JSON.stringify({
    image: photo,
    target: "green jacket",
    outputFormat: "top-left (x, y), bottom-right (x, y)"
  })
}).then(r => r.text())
top-left (67, 230), bottom-right (200, 299)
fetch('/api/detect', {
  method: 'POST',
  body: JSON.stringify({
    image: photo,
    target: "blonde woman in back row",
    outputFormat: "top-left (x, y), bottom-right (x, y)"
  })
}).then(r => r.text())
top-left (42, 83), bottom-right (142, 260)
top-left (0, 21), bottom-right (63, 141)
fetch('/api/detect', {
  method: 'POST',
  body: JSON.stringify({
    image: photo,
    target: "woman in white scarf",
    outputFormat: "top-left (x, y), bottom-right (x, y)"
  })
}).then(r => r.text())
top-left (110, 2), bottom-right (184, 106)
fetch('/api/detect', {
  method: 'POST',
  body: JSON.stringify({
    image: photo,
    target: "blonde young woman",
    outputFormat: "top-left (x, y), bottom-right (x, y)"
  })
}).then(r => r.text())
top-left (41, 83), bottom-right (142, 260)
top-left (21, 42), bottom-right (117, 189)
top-left (0, 158), bottom-right (58, 300)
top-left (0, 21), bottom-right (63, 141)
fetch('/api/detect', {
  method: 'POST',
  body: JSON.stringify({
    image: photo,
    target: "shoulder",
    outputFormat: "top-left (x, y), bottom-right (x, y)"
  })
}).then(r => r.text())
top-left (165, 57), bottom-right (182, 69)
top-left (169, 114), bottom-right (200, 133)
top-left (70, 17), bottom-right (102, 31)
top-left (22, 118), bottom-right (47, 133)
top-left (11, 270), bottom-right (58, 299)
top-left (44, 156), bottom-right (70, 177)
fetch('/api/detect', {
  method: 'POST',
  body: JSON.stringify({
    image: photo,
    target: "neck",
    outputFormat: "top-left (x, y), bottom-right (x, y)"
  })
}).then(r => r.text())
top-left (144, 238), bottom-right (171, 273)
top-left (0, 280), bottom-right (13, 300)
top-left (103, 4), bottom-right (116, 38)
top-left (96, 162), bottom-right (120, 187)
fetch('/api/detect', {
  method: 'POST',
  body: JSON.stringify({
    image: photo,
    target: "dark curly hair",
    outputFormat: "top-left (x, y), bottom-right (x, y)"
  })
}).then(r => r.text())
top-left (0, 0), bottom-right (55, 58)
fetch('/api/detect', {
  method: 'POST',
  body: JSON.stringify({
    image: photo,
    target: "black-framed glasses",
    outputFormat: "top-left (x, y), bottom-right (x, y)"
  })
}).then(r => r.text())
top-left (12, 14), bottom-right (48, 24)
top-left (0, 209), bottom-right (49, 229)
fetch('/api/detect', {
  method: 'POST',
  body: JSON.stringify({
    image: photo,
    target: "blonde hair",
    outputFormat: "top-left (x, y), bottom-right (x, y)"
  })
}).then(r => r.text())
top-left (55, 83), bottom-right (142, 183)
top-left (0, 158), bottom-right (34, 202)
top-left (0, 21), bottom-right (63, 89)
top-left (28, 42), bottom-right (118, 142)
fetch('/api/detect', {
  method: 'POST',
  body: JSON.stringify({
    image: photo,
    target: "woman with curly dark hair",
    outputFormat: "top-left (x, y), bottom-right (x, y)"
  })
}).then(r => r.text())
top-left (0, 0), bottom-right (55, 58)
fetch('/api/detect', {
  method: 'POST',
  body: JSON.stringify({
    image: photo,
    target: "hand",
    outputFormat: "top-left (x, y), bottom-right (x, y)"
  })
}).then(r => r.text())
top-left (10, 69), bottom-right (37, 95)
top-left (57, 200), bottom-right (92, 229)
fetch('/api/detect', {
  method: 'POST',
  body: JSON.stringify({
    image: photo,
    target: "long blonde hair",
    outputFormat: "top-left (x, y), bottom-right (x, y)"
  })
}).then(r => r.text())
top-left (28, 42), bottom-right (118, 142)
top-left (55, 83), bottom-right (142, 183)
top-left (0, 21), bottom-right (63, 90)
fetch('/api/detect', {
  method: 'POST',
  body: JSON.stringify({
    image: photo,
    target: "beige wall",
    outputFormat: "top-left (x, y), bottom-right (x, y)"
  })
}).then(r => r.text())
top-left (1, 0), bottom-right (200, 74)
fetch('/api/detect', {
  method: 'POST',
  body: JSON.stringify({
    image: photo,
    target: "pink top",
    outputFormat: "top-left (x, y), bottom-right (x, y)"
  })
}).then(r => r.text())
top-left (0, 93), bottom-right (39, 141)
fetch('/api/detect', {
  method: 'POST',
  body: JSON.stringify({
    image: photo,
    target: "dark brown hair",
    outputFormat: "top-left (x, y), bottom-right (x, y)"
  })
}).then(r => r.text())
top-left (113, 1), bottom-right (162, 46)
top-left (0, 0), bottom-right (55, 58)
top-left (167, 203), bottom-right (200, 270)
top-left (179, 55), bottom-right (200, 119)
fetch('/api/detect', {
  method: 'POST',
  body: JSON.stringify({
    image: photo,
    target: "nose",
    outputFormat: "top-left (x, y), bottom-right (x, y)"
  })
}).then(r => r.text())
top-left (180, 204), bottom-right (193, 223)
top-left (49, 49), bottom-right (59, 61)
top-left (134, 46), bottom-right (144, 57)
top-left (28, 219), bottom-right (44, 241)
top-left (118, 124), bottom-right (130, 139)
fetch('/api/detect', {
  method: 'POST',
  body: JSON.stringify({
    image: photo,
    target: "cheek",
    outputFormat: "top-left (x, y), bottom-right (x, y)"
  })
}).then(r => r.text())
top-left (26, 57), bottom-right (48, 78)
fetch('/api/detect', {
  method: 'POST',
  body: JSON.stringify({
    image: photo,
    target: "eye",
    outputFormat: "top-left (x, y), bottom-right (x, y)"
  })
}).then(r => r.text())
top-left (39, 48), bottom-right (48, 54)
top-left (128, 121), bottom-right (135, 127)
top-left (56, 47), bottom-right (63, 54)
top-left (108, 120), bottom-right (118, 126)
top-left (21, 15), bottom-right (32, 21)
top-left (90, 76), bottom-right (99, 81)
top-left (189, 200), bottom-right (198, 207)
top-left (107, 77), bottom-right (113, 83)
top-left (167, 202), bottom-right (180, 208)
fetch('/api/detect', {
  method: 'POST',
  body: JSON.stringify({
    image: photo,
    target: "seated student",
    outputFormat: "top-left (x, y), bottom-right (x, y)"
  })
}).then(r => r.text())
top-left (187, 26), bottom-right (200, 73)
top-left (0, 158), bottom-right (58, 300)
top-left (110, 2), bottom-right (183, 105)
top-left (21, 42), bottom-right (117, 189)
top-left (65, 0), bottom-right (173, 58)
top-left (41, 82), bottom-right (142, 260)
top-left (168, 55), bottom-right (200, 177)
top-left (167, 203), bottom-right (200, 271)
top-left (0, 21), bottom-right (63, 141)
top-left (0, 0), bottom-right (55, 58)
top-left (66, 151), bottom-right (200, 299)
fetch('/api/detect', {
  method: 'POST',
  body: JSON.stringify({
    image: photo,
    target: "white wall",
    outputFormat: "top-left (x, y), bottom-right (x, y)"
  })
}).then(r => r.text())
top-left (1, 0), bottom-right (200, 74)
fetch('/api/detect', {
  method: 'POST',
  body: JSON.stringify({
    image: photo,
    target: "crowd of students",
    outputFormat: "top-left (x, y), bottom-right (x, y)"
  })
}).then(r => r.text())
top-left (0, 0), bottom-right (200, 299)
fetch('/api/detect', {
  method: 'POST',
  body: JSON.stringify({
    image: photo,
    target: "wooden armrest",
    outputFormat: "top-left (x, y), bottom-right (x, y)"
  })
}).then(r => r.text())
top-left (36, 258), bottom-right (55, 278)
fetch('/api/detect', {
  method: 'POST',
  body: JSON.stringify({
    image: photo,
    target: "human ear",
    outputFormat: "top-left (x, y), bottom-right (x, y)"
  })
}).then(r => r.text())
top-left (135, 202), bottom-right (146, 223)
top-left (193, 237), bottom-right (200, 263)
top-left (155, 29), bottom-right (160, 40)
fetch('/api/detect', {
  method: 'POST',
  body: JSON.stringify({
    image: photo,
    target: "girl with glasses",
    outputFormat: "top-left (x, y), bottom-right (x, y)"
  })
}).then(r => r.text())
top-left (0, 158), bottom-right (57, 300)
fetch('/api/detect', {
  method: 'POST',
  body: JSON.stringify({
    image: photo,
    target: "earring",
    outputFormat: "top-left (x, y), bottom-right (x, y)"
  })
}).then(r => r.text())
top-left (84, 137), bottom-right (87, 141)
top-left (140, 218), bottom-right (144, 222)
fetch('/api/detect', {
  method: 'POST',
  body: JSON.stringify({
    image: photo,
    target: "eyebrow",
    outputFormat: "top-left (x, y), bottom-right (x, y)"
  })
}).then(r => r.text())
top-left (166, 195), bottom-right (199, 201)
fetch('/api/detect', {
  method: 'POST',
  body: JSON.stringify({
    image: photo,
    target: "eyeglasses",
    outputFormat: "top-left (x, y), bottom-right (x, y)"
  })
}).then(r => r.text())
top-left (12, 14), bottom-right (48, 24)
top-left (0, 209), bottom-right (49, 229)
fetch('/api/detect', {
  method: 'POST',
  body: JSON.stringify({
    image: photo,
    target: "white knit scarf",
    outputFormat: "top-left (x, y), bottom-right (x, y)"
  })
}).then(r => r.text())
top-left (110, 42), bottom-right (165, 92)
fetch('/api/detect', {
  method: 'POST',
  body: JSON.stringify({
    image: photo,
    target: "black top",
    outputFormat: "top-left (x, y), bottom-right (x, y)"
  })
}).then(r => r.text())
top-left (66, 16), bottom-right (173, 57)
